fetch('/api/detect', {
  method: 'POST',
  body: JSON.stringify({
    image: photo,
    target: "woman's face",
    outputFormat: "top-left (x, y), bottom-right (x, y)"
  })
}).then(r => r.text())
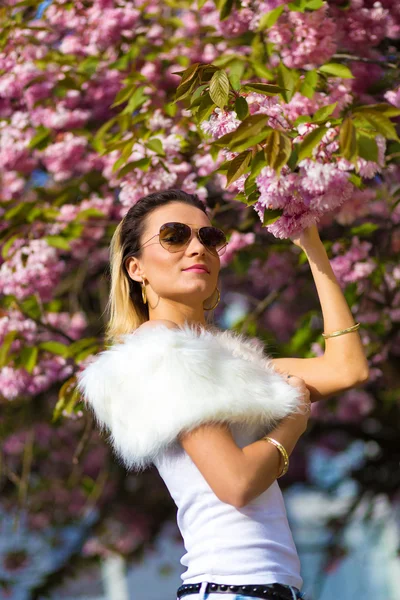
top-left (126, 202), bottom-right (221, 309)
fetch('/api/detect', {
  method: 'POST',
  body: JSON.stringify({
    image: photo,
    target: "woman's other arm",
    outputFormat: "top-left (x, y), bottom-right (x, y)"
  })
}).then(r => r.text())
top-left (179, 377), bottom-right (310, 508)
top-left (270, 224), bottom-right (370, 401)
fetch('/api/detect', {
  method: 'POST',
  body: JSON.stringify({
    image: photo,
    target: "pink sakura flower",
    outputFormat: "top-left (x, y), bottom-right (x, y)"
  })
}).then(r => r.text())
top-left (200, 108), bottom-right (241, 140)
top-left (384, 86), bottom-right (400, 108)
top-left (268, 6), bottom-right (337, 69)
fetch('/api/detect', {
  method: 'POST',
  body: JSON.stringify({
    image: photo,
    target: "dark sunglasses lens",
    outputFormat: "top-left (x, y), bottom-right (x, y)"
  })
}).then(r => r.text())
top-left (200, 227), bottom-right (227, 255)
top-left (159, 222), bottom-right (191, 251)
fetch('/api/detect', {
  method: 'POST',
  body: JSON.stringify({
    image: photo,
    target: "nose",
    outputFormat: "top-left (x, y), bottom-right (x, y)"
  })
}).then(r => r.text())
top-left (186, 230), bottom-right (206, 255)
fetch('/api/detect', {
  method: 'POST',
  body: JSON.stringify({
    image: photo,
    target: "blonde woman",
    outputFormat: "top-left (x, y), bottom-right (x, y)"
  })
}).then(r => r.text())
top-left (78, 188), bottom-right (369, 600)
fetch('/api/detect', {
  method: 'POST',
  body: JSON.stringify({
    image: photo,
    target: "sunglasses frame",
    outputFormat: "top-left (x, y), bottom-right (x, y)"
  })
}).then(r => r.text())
top-left (136, 221), bottom-right (228, 256)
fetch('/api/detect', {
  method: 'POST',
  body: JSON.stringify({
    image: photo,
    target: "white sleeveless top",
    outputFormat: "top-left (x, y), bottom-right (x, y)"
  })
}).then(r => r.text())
top-left (153, 421), bottom-right (303, 589)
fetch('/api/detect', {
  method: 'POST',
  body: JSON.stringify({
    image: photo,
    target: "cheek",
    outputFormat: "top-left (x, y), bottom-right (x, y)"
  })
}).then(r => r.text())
top-left (146, 246), bottom-right (179, 275)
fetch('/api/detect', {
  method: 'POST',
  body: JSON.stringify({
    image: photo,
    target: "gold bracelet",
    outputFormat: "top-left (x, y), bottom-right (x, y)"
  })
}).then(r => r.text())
top-left (262, 436), bottom-right (289, 478)
top-left (322, 322), bottom-right (361, 339)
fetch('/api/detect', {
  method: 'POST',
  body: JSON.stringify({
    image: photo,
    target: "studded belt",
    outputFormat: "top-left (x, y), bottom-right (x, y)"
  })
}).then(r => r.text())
top-left (176, 582), bottom-right (296, 600)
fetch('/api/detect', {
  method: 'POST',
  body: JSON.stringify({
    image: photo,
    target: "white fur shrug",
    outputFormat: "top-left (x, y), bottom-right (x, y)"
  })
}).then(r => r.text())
top-left (77, 322), bottom-right (304, 472)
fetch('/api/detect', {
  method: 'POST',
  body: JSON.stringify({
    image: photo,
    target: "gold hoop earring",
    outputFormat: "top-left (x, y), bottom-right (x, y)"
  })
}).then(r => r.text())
top-left (141, 278), bottom-right (147, 304)
top-left (203, 287), bottom-right (220, 311)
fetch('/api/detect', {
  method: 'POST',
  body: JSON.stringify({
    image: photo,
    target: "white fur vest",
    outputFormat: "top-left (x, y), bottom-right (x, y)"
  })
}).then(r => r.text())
top-left (76, 322), bottom-right (304, 472)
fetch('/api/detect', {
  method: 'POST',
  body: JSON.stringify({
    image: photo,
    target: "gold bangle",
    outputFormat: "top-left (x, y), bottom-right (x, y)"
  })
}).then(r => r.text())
top-left (322, 322), bottom-right (361, 339)
top-left (262, 436), bottom-right (289, 478)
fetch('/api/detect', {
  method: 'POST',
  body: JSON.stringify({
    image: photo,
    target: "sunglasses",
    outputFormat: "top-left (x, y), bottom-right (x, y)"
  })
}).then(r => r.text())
top-left (135, 221), bottom-right (228, 256)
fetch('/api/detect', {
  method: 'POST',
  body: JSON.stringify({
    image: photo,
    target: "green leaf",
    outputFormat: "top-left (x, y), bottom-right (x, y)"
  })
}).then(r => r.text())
top-left (241, 83), bottom-right (285, 96)
top-left (277, 63), bottom-right (300, 102)
top-left (300, 70), bottom-right (318, 99)
top-left (52, 377), bottom-right (81, 423)
top-left (196, 92), bottom-right (216, 123)
top-left (339, 118), bottom-right (357, 161)
top-left (228, 59), bottom-right (245, 91)
top-left (20, 346), bottom-right (38, 374)
top-left (121, 86), bottom-right (148, 114)
top-left (38, 341), bottom-right (70, 357)
top-left (28, 126), bottom-right (51, 150)
top-left (349, 222), bottom-right (379, 236)
top-left (76, 208), bottom-right (106, 220)
top-left (244, 189), bottom-right (261, 205)
top-left (244, 174), bottom-right (257, 196)
top-left (1, 234), bottom-right (20, 259)
top-left (288, 0), bottom-right (324, 10)
top-left (235, 96), bottom-right (249, 120)
top-left (92, 117), bottom-right (117, 153)
top-left (67, 337), bottom-right (99, 357)
top-left (296, 126), bottom-right (326, 162)
top-left (257, 5), bottom-right (284, 30)
top-left (361, 110), bottom-right (400, 141)
top-left (357, 135), bottom-right (378, 162)
top-left (19, 295), bottom-right (42, 320)
top-left (209, 70), bottom-right (230, 109)
top-left (190, 84), bottom-right (209, 108)
top-left (0, 330), bottom-right (17, 369)
top-left (250, 149), bottom-right (267, 178)
top-left (118, 157), bottom-right (151, 177)
top-left (175, 62), bottom-right (201, 84)
top-left (262, 208), bottom-right (283, 226)
top-left (319, 63), bottom-right (354, 79)
top-left (45, 235), bottom-right (71, 250)
top-left (145, 138), bottom-right (166, 156)
top-left (226, 151), bottom-right (252, 186)
top-left (264, 130), bottom-right (292, 173)
top-left (219, 0), bottom-right (235, 21)
top-left (111, 84), bottom-right (136, 108)
top-left (251, 61), bottom-right (274, 81)
top-left (175, 74), bottom-right (200, 103)
top-left (214, 113), bottom-right (270, 148)
top-left (312, 102), bottom-right (338, 123)
top-left (353, 103), bottom-right (400, 118)
top-left (348, 172), bottom-right (362, 188)
top-left (229, 129), bottom-right (271, 153)
top-left (77, 56), bottom-right (99, 75)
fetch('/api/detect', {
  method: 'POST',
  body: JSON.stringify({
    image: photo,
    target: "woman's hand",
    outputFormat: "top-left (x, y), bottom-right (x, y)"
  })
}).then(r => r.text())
top-left (289, 223), bottom-right (321, 250)
top-left (282, 374), bottom-right (311, 434)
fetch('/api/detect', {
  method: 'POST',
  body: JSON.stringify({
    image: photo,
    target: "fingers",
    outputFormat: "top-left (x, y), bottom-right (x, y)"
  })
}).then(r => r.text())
top-left (284, 374), bottom-right (311, 415)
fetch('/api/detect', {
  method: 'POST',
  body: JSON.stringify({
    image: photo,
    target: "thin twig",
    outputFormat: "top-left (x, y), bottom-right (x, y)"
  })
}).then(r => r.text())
top-left (333, 53), bottom-right (398, 69)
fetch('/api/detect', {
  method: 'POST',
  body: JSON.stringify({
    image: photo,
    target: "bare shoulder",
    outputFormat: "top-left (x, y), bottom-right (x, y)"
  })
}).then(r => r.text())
top-left (136, 319), bottom-right (179, 332)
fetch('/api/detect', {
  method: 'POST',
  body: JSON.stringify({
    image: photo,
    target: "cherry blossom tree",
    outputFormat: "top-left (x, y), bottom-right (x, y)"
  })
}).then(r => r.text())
top-left (0, 0), bottom-right (399, 593)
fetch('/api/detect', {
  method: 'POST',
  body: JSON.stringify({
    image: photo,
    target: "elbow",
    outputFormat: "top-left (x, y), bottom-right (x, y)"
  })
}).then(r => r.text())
top-left (221, 479), bottom-right (251, 509)
top-left (223, 487), bottom-right (248, 509)
top-left (345, 367), bottom-right (370, 387)
top-left (358, 368), bottom-right (370, 383)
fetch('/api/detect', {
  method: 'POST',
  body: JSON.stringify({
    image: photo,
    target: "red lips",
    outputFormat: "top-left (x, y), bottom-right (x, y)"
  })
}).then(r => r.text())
top-left (183, 263), bottom-right (210, 273)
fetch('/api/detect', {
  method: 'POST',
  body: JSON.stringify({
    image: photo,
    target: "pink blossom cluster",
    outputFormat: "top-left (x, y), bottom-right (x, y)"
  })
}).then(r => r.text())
top-left (311, 388), bottom-right (375, 422)
top-left (0, 112), bottom-right (37, 173)
top-left (329, 236), bottom-right (376, 287)
top-left (330, 0), bottom-right (400, 54)
top-left (0, 238), bottom-right (66, 302)
top-left (267, 5), bottom-right (337, 69)
top-left (219, 231), bottom-right (256, 267)
top-left (114, 131), bottom-right (208, 206)
top-left (385, 86), bottom-right (400, 108)
top-left (46, 193), bottom-right (114, 260)
top-left (0, 309), bottom-right (86, 401)
top-left (200, 95), bottom-right (386, 238)
top-left (248, 252), bottom-right (296, 291)
top-left (46, 0), bottom-right (140, 55)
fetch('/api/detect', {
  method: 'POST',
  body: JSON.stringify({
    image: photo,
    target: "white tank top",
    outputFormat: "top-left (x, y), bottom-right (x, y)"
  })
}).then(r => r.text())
top-left (153, 421), bottom-right (303, 589)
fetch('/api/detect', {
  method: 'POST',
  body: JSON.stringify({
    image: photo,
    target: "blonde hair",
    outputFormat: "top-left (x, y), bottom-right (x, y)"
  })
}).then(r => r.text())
top-left (104, 189), bottom-right (220, 346)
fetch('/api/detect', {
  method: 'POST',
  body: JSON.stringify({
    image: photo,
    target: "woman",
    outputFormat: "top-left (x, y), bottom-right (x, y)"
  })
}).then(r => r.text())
top-left (77, 189), bottom-right (369, 600)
